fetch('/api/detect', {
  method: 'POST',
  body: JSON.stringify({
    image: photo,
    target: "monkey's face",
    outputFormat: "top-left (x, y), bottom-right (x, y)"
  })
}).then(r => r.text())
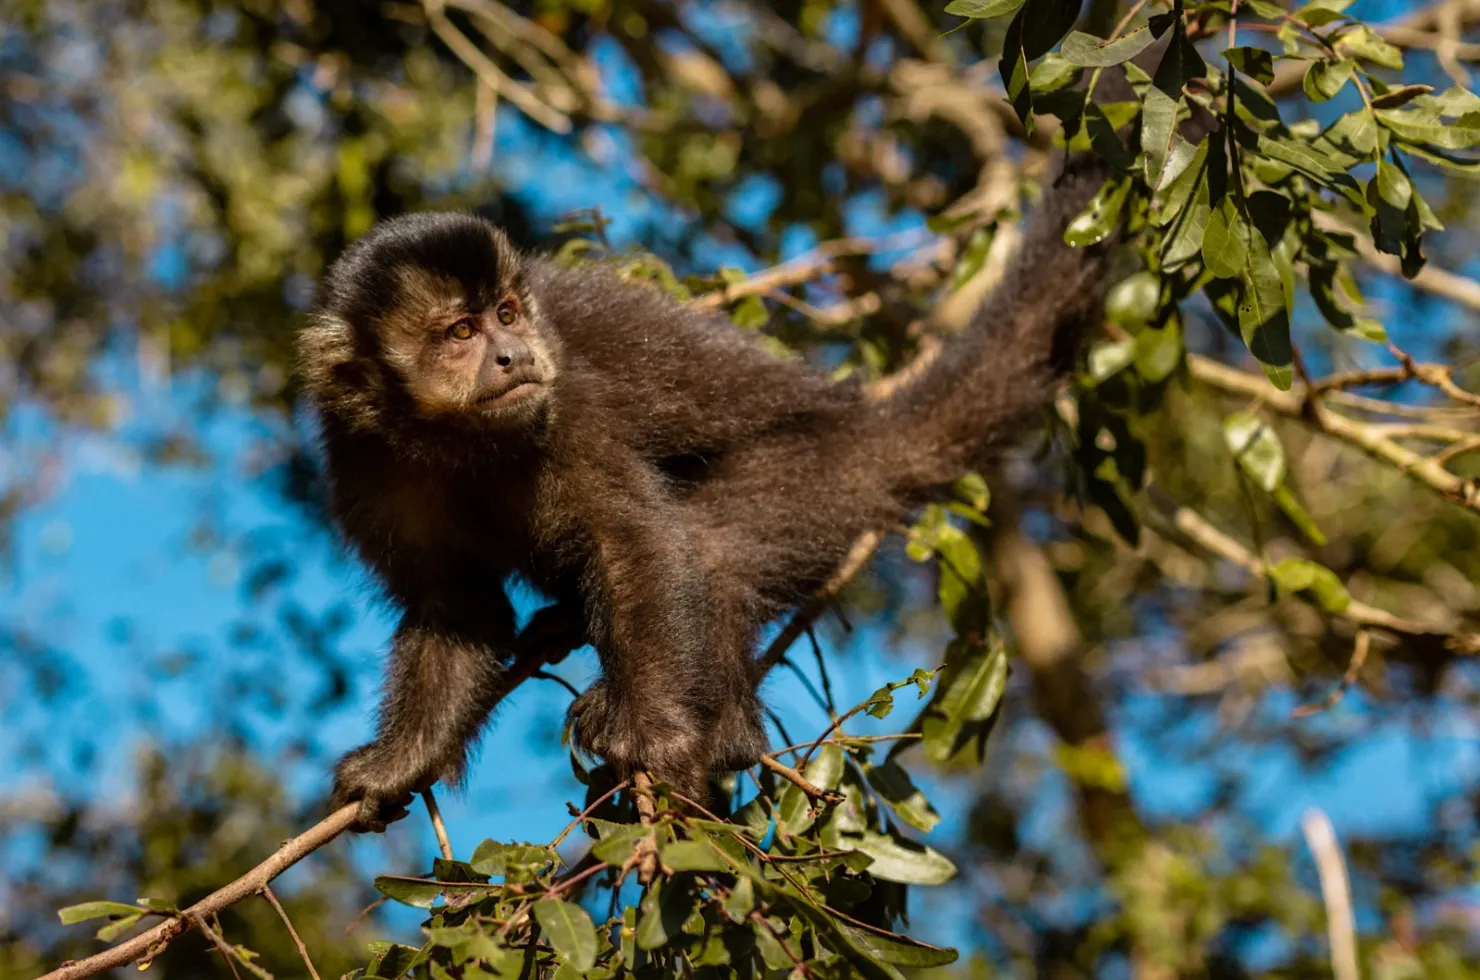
top-left (379, 268), bottom-right (558, 429)
top-left (304, 213), bottom-right (561, 436)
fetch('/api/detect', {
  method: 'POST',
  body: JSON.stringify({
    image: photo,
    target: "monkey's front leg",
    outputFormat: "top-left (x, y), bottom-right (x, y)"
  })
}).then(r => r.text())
top-left (568, 519), bottom-right (739, 799)
top-left (331, 612), bottom-right (509, 832)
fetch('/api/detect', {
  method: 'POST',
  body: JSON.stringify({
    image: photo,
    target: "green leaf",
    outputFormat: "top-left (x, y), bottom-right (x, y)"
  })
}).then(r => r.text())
top-left (723, 875), bottom-right (755, 924)
top-left (1303, 58), bottom-right (1355, 102)
top-left (1334, 24), bottom-right (1403, 70)
top-left (1152, 18), bottom-right (1207, 98)
top-left (997, 0), bottom-right (1080, 130)
top-left (1088, 339), bottom-right (1135, 383)
top-left (374, 876), bottom-right (445, 908)
top-left (848, 830), bottom-right (957, 884)
top-left (1269, 558), bottom-right (1352, 614)
top-left (1202, 197), bottom-right (1250, 279)
top-left (1064, 101), bottom-right (1135, 172)
top-left (952, 472), bottom-right (991, 511)
top-left (468, 841), bottom-right (554, 882)
top-left (1106, 271), bottom-right (1160, 327)
top-left (533, 899), bottom-right (598, 973)
top-left (1368, 156), bottom-right (1413, 257)
top-left (865, 761), bottom-right (941, 833)
top-left (1245, 0), bottom-right (1289, 16)
top-left (426, 923), bottom-right (508, 967)
top-left (1322, 109), bottom-right (1379, 158)
top-left (1236, 226), bottom-right (1294, 390)
top-left (1161, 158), bottom-right (1215, 266)
top-left (1371, 83), bottom-right (1433, 109)
top-left (807, 742), bottom-right (847, 789)
top-left (367, 942), bottom-right (430, 980)
top-left (637, 879), bottom-right (696, 951)
top-left (950, 226), bottom-right (994, 292)
top-left (1029, 53), bottom-right (1082, 93)
top-left (1309, 264), bottom-right (1385, 341)
top-left (730, 295), bottom-right (768, 329)
top-left (834, 923), bottom-right (959, 968)
top-left (921, 643), bottom-right (1009, 763)
top-left (590, 823), bottom-right (653, 865)
top-left (1378, 109), bottom-right (1480, 149)
top-left (1061, 26), bottom-right (1157, 68)
top-left (1153, 135), bottom-right (1209, 227)
top-left (936, 524), bottom-right (987, 635)
top-left (1142, 89), bottom-right (1195, 192)
top-left (1064, 176), bottom-right (1130, 246)
top-left (944, 0), bottom-right (1025, 17)
top-left (1295, 0), bottom-right (1354, 27)
top-left (95, 913), bottom-right (145, 943)
top-left (1134, 315), bottom-right (1183, 383)
top-left (1224, 412), bottom-right (1286, 492)
top-left (1272, 485), bottom-right (1330, 547)
top-left (58, 901), bottom-right (148, 925)
top-left (658, 838), bottom-right (733, 873)
top-left (1224, 46), bottom-right (1274, 84)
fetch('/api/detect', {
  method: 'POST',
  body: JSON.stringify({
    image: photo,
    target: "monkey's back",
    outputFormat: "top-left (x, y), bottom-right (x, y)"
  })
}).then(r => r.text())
top-left (526, 258), bottom-right (860, 461)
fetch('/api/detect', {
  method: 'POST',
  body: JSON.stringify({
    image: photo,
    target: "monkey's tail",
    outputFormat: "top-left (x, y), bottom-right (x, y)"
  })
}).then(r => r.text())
top-left (873, 151), bottom-right (1116, 500)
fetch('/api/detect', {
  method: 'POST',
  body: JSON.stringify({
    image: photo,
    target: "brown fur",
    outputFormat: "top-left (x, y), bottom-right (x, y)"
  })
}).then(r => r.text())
top-left (301, 156), bottom-right (1115, 829)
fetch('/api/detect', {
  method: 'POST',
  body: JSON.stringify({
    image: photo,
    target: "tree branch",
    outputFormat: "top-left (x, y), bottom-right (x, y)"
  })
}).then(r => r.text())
top-left (36, 804), bottom-right (359, 980)
top-left (36, 633), bottom-right (571, 980)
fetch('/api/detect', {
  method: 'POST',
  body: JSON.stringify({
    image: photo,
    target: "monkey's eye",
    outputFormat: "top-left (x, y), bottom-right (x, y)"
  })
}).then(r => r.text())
top-left (495, 299), bottom-right (519, 326)
top-left (447, 319), bottom-right (478, 342)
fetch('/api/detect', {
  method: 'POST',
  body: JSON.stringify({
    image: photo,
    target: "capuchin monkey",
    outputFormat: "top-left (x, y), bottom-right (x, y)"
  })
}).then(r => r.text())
top-left (300, 149), bottom-right (1117, 831)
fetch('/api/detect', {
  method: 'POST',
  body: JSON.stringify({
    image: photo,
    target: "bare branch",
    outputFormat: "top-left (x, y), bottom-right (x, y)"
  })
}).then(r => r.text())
top-left (262, 886), bottom-right (322, 980)
top-left (1292, 630), bottom-right (1373, 718)
top-left (37, 632), bottom-right (573, 980)
top-left (1301, 809), bottom-right (1361, 980)
top-left (423, 0), bottom-right (573, 133)
top-left (758, 754), bottom-right (842, 805)
top-left (422, 788), bottom-right (455, 862)
top-left (1188, 355), bottom-right (1480, 515)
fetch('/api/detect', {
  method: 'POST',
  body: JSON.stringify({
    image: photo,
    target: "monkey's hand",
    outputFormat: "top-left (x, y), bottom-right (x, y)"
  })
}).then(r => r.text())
top-left (329, 744), bottom-right (430, 833)
top-left (569, 679), bottom-right (710, 799)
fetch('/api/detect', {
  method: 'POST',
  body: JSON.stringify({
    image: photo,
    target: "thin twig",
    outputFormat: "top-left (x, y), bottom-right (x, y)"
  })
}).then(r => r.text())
top-left (262, 886), bottom-right (322, 980)
top-left (550, 778), bottom-right (633, 849)
top-left (766, 733), bottom-right (922, 758)
top-left (422, 788), bottom-right (454, 862)
top-left (189, 914), bottom-right (246, 980)
top-left (757, 531), bottom-right (882, 672)
top-left (1301, 809), bottom-right (1360, 980)
top-left (1292, 630), bottom-right (1373, 718)
top-left (759, 754), bottom-right (842, 805)
top-left (344, 896), bottom-right (386, 935)
top-left (690, 231), bottom-right (931, 311)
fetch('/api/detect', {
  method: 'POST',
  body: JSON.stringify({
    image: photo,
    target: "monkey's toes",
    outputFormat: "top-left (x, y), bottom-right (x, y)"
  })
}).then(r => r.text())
top-left (330, 746), bottom-right (423, 833)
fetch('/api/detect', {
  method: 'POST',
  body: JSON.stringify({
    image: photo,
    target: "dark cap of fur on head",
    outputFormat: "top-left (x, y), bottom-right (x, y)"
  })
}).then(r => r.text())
top-left (298, 212), bottom-right (523, 433)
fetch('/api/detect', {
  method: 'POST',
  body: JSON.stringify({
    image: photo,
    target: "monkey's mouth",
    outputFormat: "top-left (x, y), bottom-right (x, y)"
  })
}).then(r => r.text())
top-left (476, 376), bottom-right (545, 408)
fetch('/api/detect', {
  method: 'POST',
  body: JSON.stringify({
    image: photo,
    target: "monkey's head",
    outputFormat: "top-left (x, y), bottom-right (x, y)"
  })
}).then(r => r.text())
top-left (300, 213), bottom-right (560, 441)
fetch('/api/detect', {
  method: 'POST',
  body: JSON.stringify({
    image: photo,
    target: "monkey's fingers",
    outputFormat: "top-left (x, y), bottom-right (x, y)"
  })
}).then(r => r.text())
top-left (352, 792), bottom-right (414, 833)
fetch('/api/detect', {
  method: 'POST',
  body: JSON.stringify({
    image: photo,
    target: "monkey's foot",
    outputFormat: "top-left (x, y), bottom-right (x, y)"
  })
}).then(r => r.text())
top-left (709, 691), bottom-right (769, 773)
top-left (569, 680), bottom-right (708, 799)
top-left (329, 744), bottom-right (433, 833)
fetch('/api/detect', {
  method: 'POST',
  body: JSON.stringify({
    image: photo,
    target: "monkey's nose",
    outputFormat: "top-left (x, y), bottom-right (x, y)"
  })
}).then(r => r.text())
top-left (488, 336), bottom-right (535, 372)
